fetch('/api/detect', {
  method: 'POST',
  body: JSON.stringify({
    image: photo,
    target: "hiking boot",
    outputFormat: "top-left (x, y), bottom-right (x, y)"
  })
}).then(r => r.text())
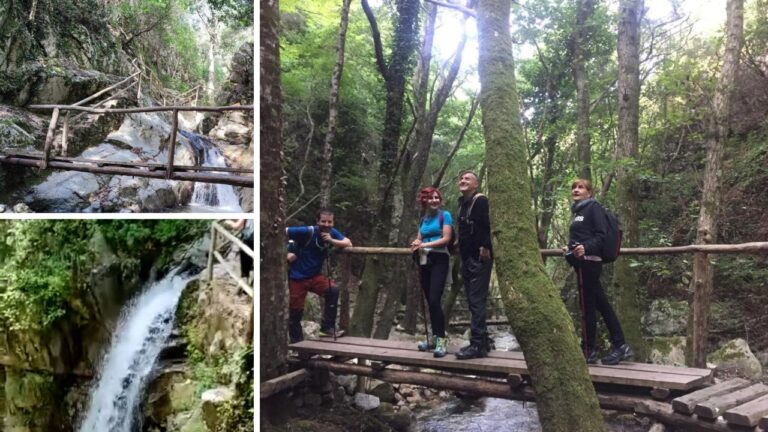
top-left (433, 337), bottom-right (447, 358)
top-left (601, 344), bottom-right (633, 365)
top-left (319, 328), bottom-right (345, 338)
top-left (585, 351), bottom-right (598, 365)
top-left (455, 344), bottom-right (487, 360)
top-left (418, 335), bottom-right (436, 352)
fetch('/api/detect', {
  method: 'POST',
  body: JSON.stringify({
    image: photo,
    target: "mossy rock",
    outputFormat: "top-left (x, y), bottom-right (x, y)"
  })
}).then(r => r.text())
top-left (642, 299), bottom-right (688, 337)
top-left (648, 336), bottom-right (687, 366)
top-left (707, 338), bottom-right (762, 379)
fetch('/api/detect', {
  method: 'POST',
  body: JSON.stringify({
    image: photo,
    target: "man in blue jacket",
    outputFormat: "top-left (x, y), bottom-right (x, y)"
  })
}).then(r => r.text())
top-left (286, 209), bottom-right (352, 343)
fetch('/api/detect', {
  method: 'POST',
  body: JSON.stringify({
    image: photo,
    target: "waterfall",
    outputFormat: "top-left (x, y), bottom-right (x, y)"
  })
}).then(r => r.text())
top-left (78, 268), bottom-right (192, 432)
top-left (180, 130), bottom-right (243, 212)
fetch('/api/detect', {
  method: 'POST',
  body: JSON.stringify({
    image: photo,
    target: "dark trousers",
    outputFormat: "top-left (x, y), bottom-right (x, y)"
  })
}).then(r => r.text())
top-left (419, 252), bottom-right (449, 338)
top-left (577, 261), bottom-right (625, 352)
top-left (241, 232), bottom-right (254, 277)
top-left (461, 256), bottom-right (492, 347)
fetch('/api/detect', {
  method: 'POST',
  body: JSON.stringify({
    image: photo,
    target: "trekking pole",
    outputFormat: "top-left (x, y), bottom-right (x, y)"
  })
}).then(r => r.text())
top-left (415, 252), bottom-right (430, 349)
top-left (326, 254), bottom-right (337, 342)
top-left (577, 263), bottom-right (588, 358)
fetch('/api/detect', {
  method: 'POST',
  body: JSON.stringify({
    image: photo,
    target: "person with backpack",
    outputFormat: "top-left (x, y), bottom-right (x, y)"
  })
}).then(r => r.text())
top-left (455, 171), bottom-right (494, 360)
top-left (410, 187), bottom-right (454, 358)
top-left (286, 209), bottom-right (352, 343)
top-left (565, 178), bottom-right (632, 365)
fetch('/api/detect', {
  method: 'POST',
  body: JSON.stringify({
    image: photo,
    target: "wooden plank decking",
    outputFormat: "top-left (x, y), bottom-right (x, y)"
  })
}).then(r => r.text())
top-left (672, 379), bottom-right (768, 428)
top-left (290, 336), bottom-right (713, 391)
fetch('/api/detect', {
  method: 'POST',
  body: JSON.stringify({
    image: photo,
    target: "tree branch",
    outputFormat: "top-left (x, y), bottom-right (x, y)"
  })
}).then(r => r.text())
top-left (434, 94), bottom-right (479, 188)
top-left (425, 0), bottom-right (476, 17)
top-left (361, 0), bottom-right (389, 79)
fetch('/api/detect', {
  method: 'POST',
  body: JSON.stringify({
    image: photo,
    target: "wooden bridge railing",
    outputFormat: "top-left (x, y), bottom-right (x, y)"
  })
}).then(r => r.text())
top-left (10, 61), bottom-right (254, 187)
top-left (206, 220), bottom-right (254, 298)
top-left (335, 242), bottom-right (768, 367)
top-left (206, 220), bottom-right (254, 343)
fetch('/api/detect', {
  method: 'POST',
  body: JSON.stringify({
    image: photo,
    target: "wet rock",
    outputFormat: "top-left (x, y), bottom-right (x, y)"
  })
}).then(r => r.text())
top-left (0, 204), bottom-right (7, 212)
top-left (336, 375), bottom-right (357, 395)
top-left (333, 386), bottom-right (347, 403)
top-left (708, 338), bottom-right (762, 380)
top-left (642, 299), bottom-right (688, 336)
top-left (12, 203), bottom-right (31, 213)
top-left (25, 170), bottom-right (100, 212)
top-left (370, 382), bottom-right (396, 404)
top-left (201, 387), bottom-right (235, 431)
top-left (208, 111), bottom-right (251, 146)
top-left (354, 392), bottom-right (380, 411)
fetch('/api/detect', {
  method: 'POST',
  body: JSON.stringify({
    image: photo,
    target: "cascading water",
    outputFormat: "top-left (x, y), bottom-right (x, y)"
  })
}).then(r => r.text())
top-left (180, 130), bottom-right (243, 212)
top-left (78, 268), bottom-right (192, 432)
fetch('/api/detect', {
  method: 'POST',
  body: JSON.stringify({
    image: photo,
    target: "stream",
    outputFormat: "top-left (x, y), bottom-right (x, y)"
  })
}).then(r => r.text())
top-left (181, 130), bottom-right (243, 212)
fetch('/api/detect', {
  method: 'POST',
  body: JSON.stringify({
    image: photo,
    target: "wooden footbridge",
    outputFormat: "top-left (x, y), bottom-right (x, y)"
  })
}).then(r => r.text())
top-left (1, 60), bottom-right (254, 187)
top-left (271, 336), bottom-right (768, 431)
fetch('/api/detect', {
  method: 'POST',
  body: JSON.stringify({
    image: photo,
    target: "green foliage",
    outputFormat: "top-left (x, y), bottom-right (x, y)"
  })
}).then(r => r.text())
top-left (0, 220), bottom-right (207, 331)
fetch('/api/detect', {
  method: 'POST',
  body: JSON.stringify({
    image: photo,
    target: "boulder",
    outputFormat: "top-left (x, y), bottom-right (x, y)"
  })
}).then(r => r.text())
top-left (708, 338), bottom-right (762, 380)
top-left (336, 374), bottom-right (357, 395)
top-left (648, 336), bottom-right (687, 367)
top-left (25, 170), bottom-right (100, 212)
top-left (354, 392), bottom-right (380, 411)
top-left (370, 382), bottom-right (396, 404)
top-left (642, 299), bottom-right (688, 336)
top-left (201, 387), bottom-right (235, 431)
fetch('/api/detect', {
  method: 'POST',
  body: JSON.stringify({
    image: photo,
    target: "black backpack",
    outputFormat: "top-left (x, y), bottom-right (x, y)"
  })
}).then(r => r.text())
top-left (600, 205), bottom-right (623, 263)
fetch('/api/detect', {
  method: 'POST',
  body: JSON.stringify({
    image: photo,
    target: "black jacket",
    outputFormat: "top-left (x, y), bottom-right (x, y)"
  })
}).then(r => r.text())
top-left (568, 198), bottom-right (607, 257)
top-left (457, 192), bottom-right (493, 260)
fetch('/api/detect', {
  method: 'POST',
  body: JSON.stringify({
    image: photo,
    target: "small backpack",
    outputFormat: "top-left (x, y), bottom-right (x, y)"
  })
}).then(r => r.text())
top-left (600, 205), bottom-right (623, 263)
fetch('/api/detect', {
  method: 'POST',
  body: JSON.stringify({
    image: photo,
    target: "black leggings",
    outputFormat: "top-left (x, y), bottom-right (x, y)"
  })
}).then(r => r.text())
top-left (419, 252), bottom-right (449, 338)
top-left (241, 232), bottom-right (254, 278)
top-left (577, 261), bottom-right (625, 351)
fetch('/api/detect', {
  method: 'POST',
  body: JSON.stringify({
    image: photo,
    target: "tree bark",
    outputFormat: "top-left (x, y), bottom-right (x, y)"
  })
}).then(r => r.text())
top-left (476, 1), bottom-right (607, 430)
top-left (319, 0), bottom-right (353, 209)
top-left (350, 0), bottom-right (421, 338)
top-left (570, 0), bottom-right (595, 181)
top-left (259, 0), bottom-right (288, 383)
top-left (690, 0), bottom-right (744, 368)
top-left (612, 0), bottom-right (647, 361)
top-left (385, 3), bottom-right (469, 339)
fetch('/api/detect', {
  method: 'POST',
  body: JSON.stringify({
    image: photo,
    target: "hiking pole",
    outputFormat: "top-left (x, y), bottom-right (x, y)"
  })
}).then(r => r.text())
top-left (326, 254), bottom-right (337, 342)
top-left (415, 251), bottom-right (430, 349)
top-left (577, 263), bottom-right (588, 359)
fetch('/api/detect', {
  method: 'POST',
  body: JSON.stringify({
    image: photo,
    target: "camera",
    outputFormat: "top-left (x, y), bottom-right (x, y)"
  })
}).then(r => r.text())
top-left (565, 241), bottom-right (581, 257)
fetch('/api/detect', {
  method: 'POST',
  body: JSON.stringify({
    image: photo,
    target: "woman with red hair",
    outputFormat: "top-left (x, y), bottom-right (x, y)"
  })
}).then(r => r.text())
top-left (410, 187), bottom-right (453, 357)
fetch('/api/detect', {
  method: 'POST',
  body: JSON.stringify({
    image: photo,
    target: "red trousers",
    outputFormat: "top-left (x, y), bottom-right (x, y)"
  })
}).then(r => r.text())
top-left (289, 274), bottom-right (334, 311)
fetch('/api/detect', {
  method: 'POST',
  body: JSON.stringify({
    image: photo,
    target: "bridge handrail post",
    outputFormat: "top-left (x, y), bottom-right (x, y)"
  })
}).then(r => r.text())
top-left (207, 222), bottom-right (218, 283)
top-left (165, 109), bottom-right (179, 180)
top-left (62, 113), bottom-right (69, 157)
top-left (40, 107), bottom-right (60, 170)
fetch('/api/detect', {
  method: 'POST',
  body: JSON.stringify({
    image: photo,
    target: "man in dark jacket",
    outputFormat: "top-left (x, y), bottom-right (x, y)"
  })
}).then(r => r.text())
top-left (455, 171), bottom-right (493, 360)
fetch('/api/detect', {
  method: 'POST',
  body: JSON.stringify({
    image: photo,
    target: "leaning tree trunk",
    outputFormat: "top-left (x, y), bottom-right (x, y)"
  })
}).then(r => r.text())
top-left (571, 0), bottom-right (594, 181)
top-left (389, 3), bottom-right (469, 338)
top-left (259, 0), bottom-right (288, 383)
top-left (477, 1), bottom-right (607, 431)
top-left (319, 0), bottom-right (353, 209)
top-left (690, 0), bottom-right (744, 368)
top-left (350, 0), bottom-right (421, 338)
top-left (612, 0), bottom-right (647, 361)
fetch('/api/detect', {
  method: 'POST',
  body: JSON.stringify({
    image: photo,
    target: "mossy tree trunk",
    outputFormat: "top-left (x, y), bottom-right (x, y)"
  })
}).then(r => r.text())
top-left (477, 1), bottom-right (607, 430)
top-left (351, 0), bottom-right (421, 338)
top-left (690, 0), bottom-right (744, 368)
top-left (612, 0), bottom-right (647, 361)
top-left (259, 0), bottom-right (288, 382)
